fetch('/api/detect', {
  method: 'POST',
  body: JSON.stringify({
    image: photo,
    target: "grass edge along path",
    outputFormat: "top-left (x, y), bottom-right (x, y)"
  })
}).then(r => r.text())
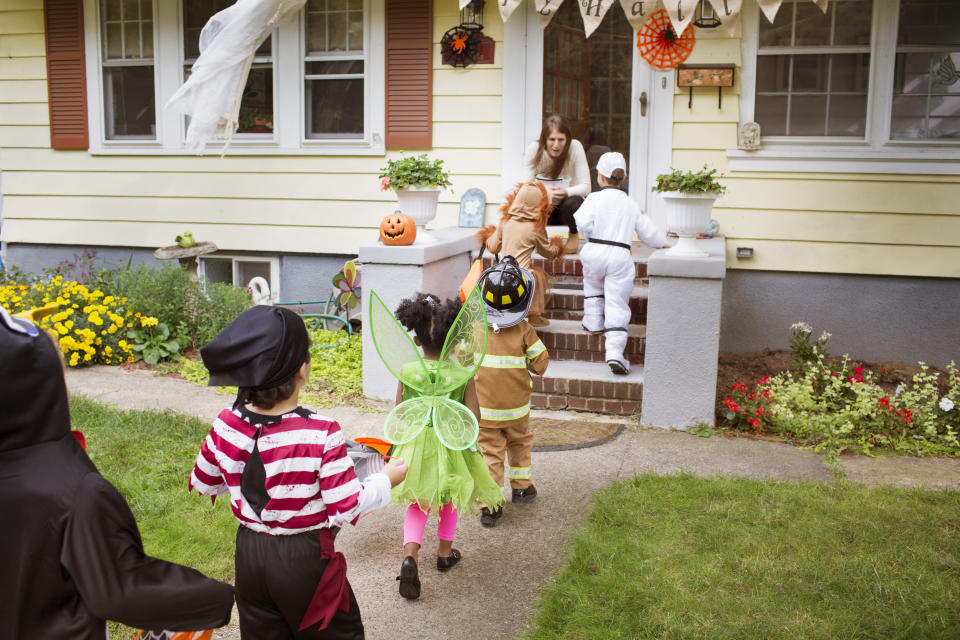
top-left (523, 473), bottom-right (960, 640)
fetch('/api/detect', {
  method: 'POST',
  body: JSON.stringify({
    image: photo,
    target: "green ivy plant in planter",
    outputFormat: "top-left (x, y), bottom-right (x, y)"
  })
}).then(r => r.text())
top-left (652, 167), bottom-right (726, 195)
top-left (378, 154), bottom-right (453, 237)
top-left (652, 166), bottom-right (725, 257)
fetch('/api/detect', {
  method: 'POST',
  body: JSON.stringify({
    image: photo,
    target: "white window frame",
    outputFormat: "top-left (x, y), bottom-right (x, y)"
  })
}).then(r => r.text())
top-left (731, 0), bottom-right (960, 174)
top-left (82, 0), bottom-right (385, 156)
top-left (198, 254), bottom-right (280, 301)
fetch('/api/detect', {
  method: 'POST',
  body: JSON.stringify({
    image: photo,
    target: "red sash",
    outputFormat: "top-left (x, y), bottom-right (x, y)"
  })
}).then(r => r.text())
top-left (298, 527), bottom-right (350, 631)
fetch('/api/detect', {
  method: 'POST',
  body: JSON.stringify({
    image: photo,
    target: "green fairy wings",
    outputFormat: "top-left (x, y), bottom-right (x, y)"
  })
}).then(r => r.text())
top-left (368, 287), bottom-right (488, 450)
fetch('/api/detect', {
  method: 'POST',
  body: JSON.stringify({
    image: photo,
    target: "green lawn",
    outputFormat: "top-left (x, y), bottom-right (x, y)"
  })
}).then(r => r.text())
top-left (523, 474), bottom-right (960, 640)
top-left (71, 396), bottom-right (237, 639)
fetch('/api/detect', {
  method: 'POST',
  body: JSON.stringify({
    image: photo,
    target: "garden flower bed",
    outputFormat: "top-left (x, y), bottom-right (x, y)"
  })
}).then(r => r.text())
top-left (715, 324), bottom-right (958, 458)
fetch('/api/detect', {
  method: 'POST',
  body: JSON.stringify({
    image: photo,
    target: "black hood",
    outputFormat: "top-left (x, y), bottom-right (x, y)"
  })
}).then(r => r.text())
top-left (0, 305), bottom-right (71, 452)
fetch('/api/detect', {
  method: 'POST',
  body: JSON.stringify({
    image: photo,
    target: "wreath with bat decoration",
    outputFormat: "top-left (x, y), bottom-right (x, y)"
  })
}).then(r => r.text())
top-left (441, 25), bottom-right (484, 68)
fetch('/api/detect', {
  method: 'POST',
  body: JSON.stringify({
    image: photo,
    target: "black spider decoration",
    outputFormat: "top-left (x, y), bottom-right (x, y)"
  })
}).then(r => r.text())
top-left (441, 26), bottom-right (484, 68)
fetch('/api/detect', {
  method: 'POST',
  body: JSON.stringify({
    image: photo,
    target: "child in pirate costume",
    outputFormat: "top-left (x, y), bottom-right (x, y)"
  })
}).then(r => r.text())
top-left (473, 257), bottom-right (550, 526)
top-left (366, 289), bottom-right (504, 600)
top-left (573, 152), bottom-right (668, 374)
top-left (477, 181), bottom-right (565, 327)
top-left (0, 304), bottom-right (234, 639)
top-left (190, 305), bottom-right (408, 639)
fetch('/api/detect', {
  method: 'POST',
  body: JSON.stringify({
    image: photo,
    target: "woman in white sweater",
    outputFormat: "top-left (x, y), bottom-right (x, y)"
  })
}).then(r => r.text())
top-left (521, 115), bottom-right (591, 254)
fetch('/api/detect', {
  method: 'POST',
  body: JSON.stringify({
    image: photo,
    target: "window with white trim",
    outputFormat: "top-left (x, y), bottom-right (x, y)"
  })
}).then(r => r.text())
top-left (100, 0), bottom-right (156, 140)
top-left (737, 0), bottom-right (960, 170)
top-left (83, 0), bottom-right (384, 154)
top-left (200, 255), bottom-right (279, 301)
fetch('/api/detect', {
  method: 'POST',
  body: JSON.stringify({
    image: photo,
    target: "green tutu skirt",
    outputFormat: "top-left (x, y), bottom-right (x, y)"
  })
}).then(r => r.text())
top-left (391, 425), bottom-right (504, 514)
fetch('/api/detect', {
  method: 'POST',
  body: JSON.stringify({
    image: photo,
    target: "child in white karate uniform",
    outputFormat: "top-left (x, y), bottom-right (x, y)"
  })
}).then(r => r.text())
top-left (573, 152), bottom-right (668, 374)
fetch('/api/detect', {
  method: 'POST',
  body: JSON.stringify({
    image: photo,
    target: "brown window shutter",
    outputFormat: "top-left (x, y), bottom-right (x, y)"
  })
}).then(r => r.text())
top-left (44, 0), bottom-right (88, 149)
top-left (385, 0), bottom-right (432, 149)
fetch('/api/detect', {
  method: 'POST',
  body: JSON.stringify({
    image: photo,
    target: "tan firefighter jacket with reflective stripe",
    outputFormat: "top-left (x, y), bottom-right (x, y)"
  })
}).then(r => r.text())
top-left (475, 321), bottom-right (549, 429)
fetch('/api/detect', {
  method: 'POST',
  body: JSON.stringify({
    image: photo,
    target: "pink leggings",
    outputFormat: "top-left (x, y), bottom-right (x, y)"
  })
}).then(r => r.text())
top-left (403, 502), bottom-right (458, 547)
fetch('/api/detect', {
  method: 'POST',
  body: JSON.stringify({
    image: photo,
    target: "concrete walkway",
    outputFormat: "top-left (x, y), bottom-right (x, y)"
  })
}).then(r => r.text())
top-left (65, 367), bottom-right (960, 640)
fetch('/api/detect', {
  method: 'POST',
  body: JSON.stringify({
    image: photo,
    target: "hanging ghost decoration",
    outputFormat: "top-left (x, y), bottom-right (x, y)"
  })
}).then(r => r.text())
top-left (166, 0), bottom-right (306, 154)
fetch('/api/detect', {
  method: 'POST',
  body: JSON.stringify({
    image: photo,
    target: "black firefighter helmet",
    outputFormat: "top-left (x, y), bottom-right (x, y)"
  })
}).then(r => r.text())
top-left (477, 256), bottom-right (535, 329)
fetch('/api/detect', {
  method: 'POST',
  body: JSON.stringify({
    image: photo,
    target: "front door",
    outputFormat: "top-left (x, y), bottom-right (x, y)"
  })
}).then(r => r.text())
top-left (507, 3), bottom-right (673, 232)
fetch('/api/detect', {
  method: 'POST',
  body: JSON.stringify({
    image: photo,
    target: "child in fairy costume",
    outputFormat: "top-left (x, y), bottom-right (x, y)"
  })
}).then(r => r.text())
top-left (368, 289), bottom-right (504, 600)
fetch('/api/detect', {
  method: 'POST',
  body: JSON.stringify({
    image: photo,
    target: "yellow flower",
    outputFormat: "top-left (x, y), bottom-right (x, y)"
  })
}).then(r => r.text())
top-left (69, 353), bottom-right (80, 367)
top-left (83, 353), bottom-right (92, 362)
top-left (108, 325), bottom-right (117, 334)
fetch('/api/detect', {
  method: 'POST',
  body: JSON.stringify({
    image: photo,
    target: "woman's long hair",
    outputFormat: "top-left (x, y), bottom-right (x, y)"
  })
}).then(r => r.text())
top-left (532, 115), bottom-right (573, 180)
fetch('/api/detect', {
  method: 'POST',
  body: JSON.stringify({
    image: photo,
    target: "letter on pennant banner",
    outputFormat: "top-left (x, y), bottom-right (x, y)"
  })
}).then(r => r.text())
top-left (707, 0), bottom-right (742, 35)
top-left (757, 0), bottom-right (783, 23)
top-left (536, 0), bottom-right (565, 30)
top-left (618, 0), bottom-right (649, 32)
top-left (666, 0), bottom-right (700, 37)
top-left (578, 0), bottom-right (614, 38)
top-left (499, 0), bottom-right (524, 22)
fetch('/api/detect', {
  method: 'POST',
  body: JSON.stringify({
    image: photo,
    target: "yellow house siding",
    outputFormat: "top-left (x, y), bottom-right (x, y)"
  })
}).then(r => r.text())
top-left (671, 25), bottom-right (960, 279)
top-left (0, 0), bottom-right (505, 255)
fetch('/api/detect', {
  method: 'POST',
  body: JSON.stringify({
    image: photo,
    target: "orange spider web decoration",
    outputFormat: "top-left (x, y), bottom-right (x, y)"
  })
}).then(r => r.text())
top-left (636, 9), bottom-right (695, 70)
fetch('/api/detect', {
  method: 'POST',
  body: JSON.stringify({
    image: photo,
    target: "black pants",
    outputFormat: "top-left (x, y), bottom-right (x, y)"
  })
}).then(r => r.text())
top-left (235, 526), bottom-right (364, 640)
top-left (547, 195), bottom-right (584, 234)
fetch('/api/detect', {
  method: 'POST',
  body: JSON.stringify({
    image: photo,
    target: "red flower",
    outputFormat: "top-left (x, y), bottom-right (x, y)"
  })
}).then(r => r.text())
top-left (878, 397), bottom-right (890, 407)
top-left (755, 407), bottom-right (765, 416)
top-left (853, 365), bottom-right (863, 376)
top-left (831, 372), bottom-right (839, 378)
top-left (748, 392), bottom-right (756, 400)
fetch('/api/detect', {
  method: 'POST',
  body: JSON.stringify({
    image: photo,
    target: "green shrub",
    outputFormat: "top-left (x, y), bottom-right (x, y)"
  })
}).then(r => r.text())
top-left (378, 153), bottom-right (452, 190)
top-left (652, 166), bottom-right (725, 195)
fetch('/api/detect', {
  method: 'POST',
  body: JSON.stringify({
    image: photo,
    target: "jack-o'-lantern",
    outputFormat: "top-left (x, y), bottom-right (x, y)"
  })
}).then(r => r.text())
top-left (379, 212), bottom-right (417, 246)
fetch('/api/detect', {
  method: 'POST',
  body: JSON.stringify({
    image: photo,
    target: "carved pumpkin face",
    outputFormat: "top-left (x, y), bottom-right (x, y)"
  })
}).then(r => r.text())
top-left (379, 213), bottom-right (417, 246)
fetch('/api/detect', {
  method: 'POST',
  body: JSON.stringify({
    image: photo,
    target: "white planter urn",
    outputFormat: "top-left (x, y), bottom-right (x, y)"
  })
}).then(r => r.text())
top-left (659, 191), bottom-right (719, 258)
top-left (395, 186), bottom-right (441, 242)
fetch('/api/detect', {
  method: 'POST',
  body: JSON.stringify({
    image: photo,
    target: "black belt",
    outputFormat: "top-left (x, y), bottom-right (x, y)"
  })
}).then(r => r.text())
top-left (589, 238), bottom-right (631, 250)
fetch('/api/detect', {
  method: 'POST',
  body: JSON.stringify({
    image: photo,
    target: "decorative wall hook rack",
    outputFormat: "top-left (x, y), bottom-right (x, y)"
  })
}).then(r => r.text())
top-left (677, 64), bottom-right (735, 109)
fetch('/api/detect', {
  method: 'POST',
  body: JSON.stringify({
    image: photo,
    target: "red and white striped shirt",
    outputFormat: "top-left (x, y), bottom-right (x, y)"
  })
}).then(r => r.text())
top-left (190, 407), bottom-right (388, 535)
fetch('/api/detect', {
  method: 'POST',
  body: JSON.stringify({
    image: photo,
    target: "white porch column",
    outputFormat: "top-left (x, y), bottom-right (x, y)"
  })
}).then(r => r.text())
top-left (641, 237), bottom-right (727, 429)
top-left (359, 228), bottom-right (476, 401)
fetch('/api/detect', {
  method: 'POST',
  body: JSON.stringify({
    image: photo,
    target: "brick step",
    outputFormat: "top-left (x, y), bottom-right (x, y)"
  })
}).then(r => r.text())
top-left (535, 319), bottom-right (645, 365)
top-left (545, 281), bottom-right (648, 325)
top-left (480, 250), bottom-right (649, 280)
top-left (531, 360), bottom-right (643, 415)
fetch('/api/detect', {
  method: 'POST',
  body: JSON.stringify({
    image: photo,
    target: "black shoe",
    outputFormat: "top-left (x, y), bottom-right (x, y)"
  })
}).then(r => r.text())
top-left (479, 506), bottom-right (503, 527)
top-left (397, 556), bottom-right (420, 600)
top-left (607, 359), bottom-right (628, 375)
top-left (512, 485), bottom-right (537, 504)
top-left (436, 548), bottom-right (462, 572)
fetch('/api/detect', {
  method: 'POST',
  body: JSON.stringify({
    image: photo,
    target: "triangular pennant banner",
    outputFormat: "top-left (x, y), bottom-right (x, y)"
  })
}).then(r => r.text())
top-left (619, 0), bottom-right (652, 32)
top-left (578, 0), bottom-right (615, 38)
top-left (499, 0), bottom-right (524, 22)
top-left (535, 0), bottom-right (564, 30)
top-left (459, 0), bottom-right (472, 9)
top-left (813, 0), bottom-right (829, 13)
top-left (707, 0), bottom-right (742, 35)
top-left (757, 0), bottom-right (783, 23)
top-left (665, 0), bottom-right (700, 37)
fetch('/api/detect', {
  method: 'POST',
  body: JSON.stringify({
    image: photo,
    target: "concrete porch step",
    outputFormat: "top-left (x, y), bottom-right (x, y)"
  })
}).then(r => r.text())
top-left (532, 359), bottom-right (644, 415)
top-left (535, 318), bottom-right (645, 365)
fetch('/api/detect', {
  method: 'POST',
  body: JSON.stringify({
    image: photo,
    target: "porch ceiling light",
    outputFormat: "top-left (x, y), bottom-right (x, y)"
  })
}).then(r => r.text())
top-left (693, 0), bottom-right (722, 28)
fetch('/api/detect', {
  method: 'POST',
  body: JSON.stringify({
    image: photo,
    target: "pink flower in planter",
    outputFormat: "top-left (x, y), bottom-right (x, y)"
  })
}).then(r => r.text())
top-left (379, 176), bottom-right (392, 192)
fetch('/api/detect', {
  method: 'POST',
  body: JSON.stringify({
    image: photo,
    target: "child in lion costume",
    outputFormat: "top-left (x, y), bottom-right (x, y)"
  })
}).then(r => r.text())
top-left (477, 182), bottom-right (564, 327)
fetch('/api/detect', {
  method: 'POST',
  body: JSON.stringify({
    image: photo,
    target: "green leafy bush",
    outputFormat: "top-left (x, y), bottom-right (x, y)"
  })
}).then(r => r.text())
top-left (652, 166), bottom-right (725, 195)
top-left (378, 154), bottom-right (452, 191)
top-left (126, 320), bottom-right (180, 365)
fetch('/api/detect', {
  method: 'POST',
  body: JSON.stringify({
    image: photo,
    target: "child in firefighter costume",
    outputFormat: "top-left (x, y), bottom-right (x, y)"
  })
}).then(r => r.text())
top-left (0, 304), bottom-right (234, 639)
top-left (472, 257), bottom-right (550, 526)
top-left (573, 152), bottom-right (668, 374)
top-left (190, 305), bottom-right (407, 639)
top-left (477, 181), bottom-right (565, 327)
